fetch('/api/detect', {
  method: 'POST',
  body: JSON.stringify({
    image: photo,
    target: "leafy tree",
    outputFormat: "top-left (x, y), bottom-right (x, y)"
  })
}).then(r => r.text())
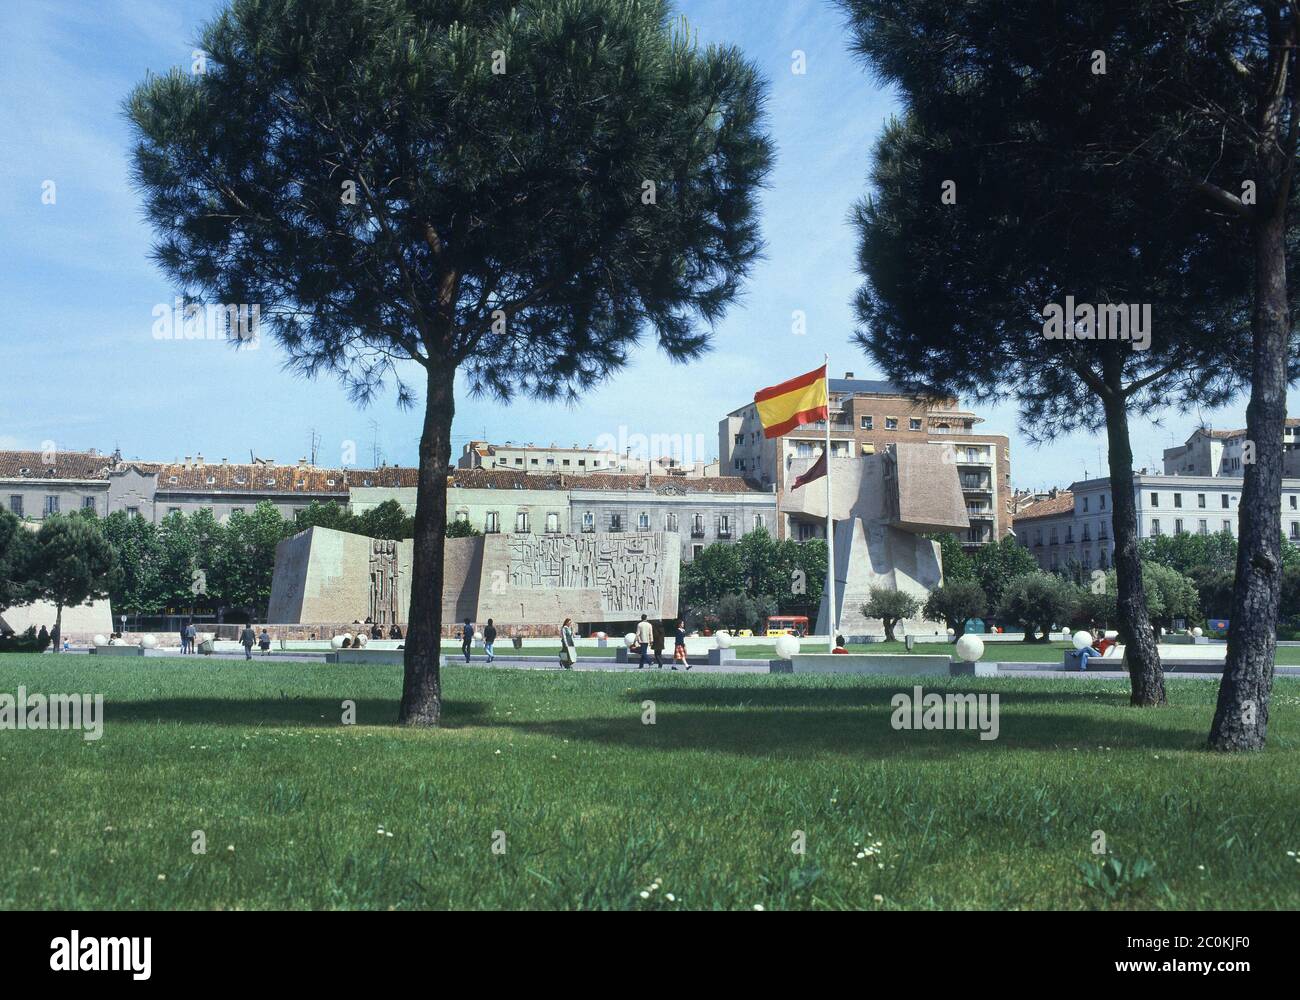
top-left (355, 499), bottom-right (414, 541)
top-left (970, 537), bottom-right (1039, 610)
top-left (98, 511), bottom-right (164, 615)
top-left (933, 533), bottom-right (973, 586)
top-left (998, 573), bottom-right (1078, 642)
top-left (680, 542), bottom-right (745, 612)
top-left (836, 1), bottom-right (1282, 711)
top-left (292, 501), bottom-right (359, 536)
top-left (1100, 565), bottom-right (1199, 638)
top-left (213, 502), bottom-right (285, 612)
top-left (155, 511), bottom-right (203, 610)
top-left (29, 515), bottom-right (119, 652)
top-left (714, 592), bottom-right (773, 634)
top-left (0, 510), bottom-right (36, 613)
top-left (1139, 530), bottom-right (1239, 578)
top-left (1073, 587), bottom-right (1117, 633)
top-left (923, 580), bottom-right (987, 639)
top-left (128, 0), bottom-right (772, 726)
top-left (861, 586), bottom-right (921, 642)
top-left (445, 519), bottom-right (482, 539)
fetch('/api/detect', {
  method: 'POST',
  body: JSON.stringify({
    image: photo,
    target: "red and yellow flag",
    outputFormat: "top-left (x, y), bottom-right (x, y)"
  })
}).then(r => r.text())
top-left (753, 365), bottom-right (829, 439)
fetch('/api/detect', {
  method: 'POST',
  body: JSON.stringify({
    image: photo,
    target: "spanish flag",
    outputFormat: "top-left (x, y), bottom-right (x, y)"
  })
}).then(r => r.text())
top-left (754, 365), bottom-right (829, 439)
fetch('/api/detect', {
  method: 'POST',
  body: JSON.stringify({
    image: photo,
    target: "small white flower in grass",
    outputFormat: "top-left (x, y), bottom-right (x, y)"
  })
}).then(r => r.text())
top-left (386, 832), bottom-right (393, 838)
top-left (49, 849), bottom-right (58, 856)
top-left (752, 904), bottom-right (764, 911)
top-left (157, 874), bottom-right (166, 881)
top-left (1288, 851), bottom-right (1296, 857)
top-left (639, 891), bottom-right (650, 899)
top-left (227, 845), bottom-right (235, 852)
top-left (665, 893), bottom-right (676, 902)
top-left (1197, 865), bottom-right (1205, 870)
top-left (873, 894), bottom-right (884, 903)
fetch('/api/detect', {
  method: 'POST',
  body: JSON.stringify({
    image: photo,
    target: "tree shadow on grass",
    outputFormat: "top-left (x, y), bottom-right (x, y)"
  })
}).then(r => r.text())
top-left (475, 703), bottom-right (1211, 760)
top-left (106, 697), bottom-right (491, 729)
top-left (622, 683), bottom-right (1143, 711)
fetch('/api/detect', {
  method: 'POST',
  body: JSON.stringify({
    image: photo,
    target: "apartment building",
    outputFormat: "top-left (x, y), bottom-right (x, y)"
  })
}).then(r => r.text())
top-left (1016, 474), bottom-right (1300, 572)
top-left (718, 373), bottom-right (1012, 549)
top-left (458, 440), bottom-right (711, 477)
top-left (1164, 420), bottom-right (1300, 477)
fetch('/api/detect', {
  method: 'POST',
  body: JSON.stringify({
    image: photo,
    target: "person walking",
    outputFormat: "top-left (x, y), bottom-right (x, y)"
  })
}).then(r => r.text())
top-left (635, 614), bottom-right (653, 669)
top-left (483, 618), bottom-right (497, 663)
top-left (184, 621), bottom-right (197, 655)
top-left (239, 623), bottom-right (256, 661)
top-left (558, 618), bottom-right (577, 670)
top-left (258, 628), bottom-right (272, 655)
top-left (673, 620), bottom-right (688, 670)
top-left (461, 618), bottom-right (474, 663)
top-left (651, 619), bottom-right (665, 669)
top-left (178, 624), bottom-right (188, 654)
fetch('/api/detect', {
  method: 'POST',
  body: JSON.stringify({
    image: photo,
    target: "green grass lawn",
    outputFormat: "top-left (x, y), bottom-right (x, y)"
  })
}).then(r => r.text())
top-left (1, 652), bottom-right (1297, 910)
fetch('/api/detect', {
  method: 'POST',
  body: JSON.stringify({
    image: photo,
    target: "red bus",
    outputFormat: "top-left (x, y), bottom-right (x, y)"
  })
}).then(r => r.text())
top-left (765, 615), bottom-right (809, 637)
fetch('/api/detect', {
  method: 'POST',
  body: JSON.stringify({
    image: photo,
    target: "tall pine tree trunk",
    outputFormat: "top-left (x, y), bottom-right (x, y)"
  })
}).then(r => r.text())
top-left (1210, 210), bottom-right (1289, 750)
top-left (1101, 383), bottom-right (1165, 706)
top-left (399, 363), bottom-right (455, 726)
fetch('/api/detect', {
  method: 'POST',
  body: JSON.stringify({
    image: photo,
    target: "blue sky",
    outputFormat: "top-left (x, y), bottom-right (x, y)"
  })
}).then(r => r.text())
top-left (0, 0), bottom-right (1275, 489)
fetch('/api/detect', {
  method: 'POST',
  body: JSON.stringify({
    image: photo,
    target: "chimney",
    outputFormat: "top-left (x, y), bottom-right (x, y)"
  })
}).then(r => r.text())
top-left (183, 455), bottom-right (191, 468)
top-left (221, 457), bottom-right (228, 465)
top-left (644, 471), bottom-right (651, 489)
top-left (298, 457), bottom-right (308, 467)
top-left (195, 453), bottom-right (204, 466)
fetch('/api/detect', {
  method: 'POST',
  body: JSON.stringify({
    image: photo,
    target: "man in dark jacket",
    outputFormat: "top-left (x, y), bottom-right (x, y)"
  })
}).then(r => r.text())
top-left (462, 618), bottom-right (474, 663)
top-left (240, 624), bottom-right (256, 660)
top-left (483, 618), bottom-right (497, 663)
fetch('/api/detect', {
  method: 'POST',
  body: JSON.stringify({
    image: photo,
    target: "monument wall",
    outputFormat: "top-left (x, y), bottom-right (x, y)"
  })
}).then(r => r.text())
top-left (268, 526), bottom-right (679, 627)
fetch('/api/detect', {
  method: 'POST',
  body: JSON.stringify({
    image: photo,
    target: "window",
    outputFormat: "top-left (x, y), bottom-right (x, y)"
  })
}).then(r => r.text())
top-left (885, 417), bottom-right (899, 430)
top-left (530, 458), bottom-right (539, 466)
top-left (581, 511), bottom-right (594, 532)
top-left (1291, 496), bottom-right (1298, 510)
top-left (1150, 493), bottom-right (1159, 507)
top-left (82, 497), bottom-right (96, 511)
top-left (485, 511), bottom-right (499, 533)
top-left (515, 457), bottom-right (524, 466)
top-left (734, 433), bottom-right (744, 446)
top-left (545, 512), bottom-right (560, 533)
top-left (693, 545), bottom-right (704, 559)
top-left (515, 511), bottom-right (530, 533)
top-left (1292, 523), bottom-right (1300, 540)
top-left (126, 506), bottom-right (139, 518)
top-left (1100, 495), bottom-right (1107, 510)
top-left (692, 513), bottom-right (706, 537)
top-left (1174, 518), bottom-right (1184, 535)
top-left (1065, 526), bottom-right (1073, 542)
top-left (719, 514), bottom-right (732, 538)
top-left (1174, 493), bottom-right (1182, 508)
top-left (609, 513), bottom-right (623, 532)
top-left (1151, 519), bottom-right (1162, 536)
top-left (455, 510), bottom-right (469, 523)
top-left (860, 415), bottom-right (873, 430)
top-left (1223, 520), bottom-right (1233, 534)
top-left (754, 513), bottom-right (764, 530)
top-left (562, 459), bottom-right (570, 467)
top-left (1198, 519), bottom-right (1208, 535)
top-left (1198, 494), bottom-right (1206, 509)
top-left (44, 496), bottom-right (59, 516)
top-left (168, 506), bottom-right (181, 516)
top-left (638, 511), bottom-right (650, 529)
top-left (909, 418), bottom-right (922, 431)
top-left (578, 460), bottom-right (586, 467)
top-left (545, 458), bottom-right (555, 466)
top-left (232, 507), bottom-right (245, 516)
top-left (1049, 526), bottom-right (1058, 543)
top-left (9, 496), bottom-right (22, 517)
top-left (1082, 497), bottom-right (1089, 512)
top-left (1222, 494), bottom-right (1230, 509)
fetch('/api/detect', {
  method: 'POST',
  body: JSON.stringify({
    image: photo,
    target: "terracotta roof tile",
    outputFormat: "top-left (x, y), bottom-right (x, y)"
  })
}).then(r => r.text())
top-left (155, 463), bottom-right (417, 494)
top-left (446, 468), bottom-right (765, 494)
top-left (0, 450), bottom-right (113, 480)
top-left (1012, 492), bottom-right (1075, 521)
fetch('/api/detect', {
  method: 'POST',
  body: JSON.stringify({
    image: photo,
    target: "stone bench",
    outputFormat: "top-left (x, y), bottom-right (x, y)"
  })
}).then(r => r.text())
top-left (787, 653), bottom-right (954, 676)
top-left (89, 645), bottom-right (145, 657)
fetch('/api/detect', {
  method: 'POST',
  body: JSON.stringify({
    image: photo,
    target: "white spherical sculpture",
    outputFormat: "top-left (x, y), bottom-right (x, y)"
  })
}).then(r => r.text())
top-left (1072, 630), bottom-right (1094, 651)
top-left (356, 633), bottom-right (368, 647)
top-left (473, 630), bottom-right (483, 642)
top-left (93, 634), bottom-right (107, 648)
top-left (331, 634), bottom-right (347, 649)
top-left (140, 634), bottom-right (157, 649)
top-left (1192, 626), bottom-right (1203, 637)
top-left (946, 627), bottom-right (955, 638)
top-left (715, 630), bottom-right (733, 649)
top-left (624, 632), bottom-right (637, 647)
top-left (595, 631), bottom-right (607, 641)
top-left (954, 633), bottom-right (985, 663)
top-left (773, 634), bottom-right (800, 659)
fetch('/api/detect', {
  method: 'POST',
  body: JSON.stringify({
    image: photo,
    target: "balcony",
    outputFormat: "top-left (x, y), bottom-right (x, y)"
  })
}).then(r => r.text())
top-left (717, 529), bottom-right (732, 539)
top-left (690, 526), bottom-right (706, 538)
top-left (966, 507), bottom-right (994, 519)
top-left (955, 454), bottom-right (994, 465)
top-left (960, 480), bottom-right (994, 494)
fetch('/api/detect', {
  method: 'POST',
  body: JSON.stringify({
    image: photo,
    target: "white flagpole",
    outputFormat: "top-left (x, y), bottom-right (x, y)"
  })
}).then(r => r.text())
top-left (823, 355), bottom-right (836, 649)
